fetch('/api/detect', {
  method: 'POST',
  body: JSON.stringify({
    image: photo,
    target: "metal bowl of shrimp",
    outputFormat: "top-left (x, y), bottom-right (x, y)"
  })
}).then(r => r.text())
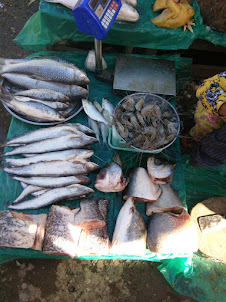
top-left (113, 93), bottom-right (180, 153)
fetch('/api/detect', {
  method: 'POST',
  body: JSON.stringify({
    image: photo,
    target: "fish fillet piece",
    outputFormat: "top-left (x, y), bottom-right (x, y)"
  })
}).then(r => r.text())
top-left (0, 211), bottom-right (47, 251)
top-left (111, 197), bottom-right (147, 256)
top-left (123, 167), bottom-right (162, 202)
top-left (77, 198), bottom-right (110, 256)
top-left (116, 2), bottom-right (139, 22)
top-left (74, 198), bottom-right (108, 230)
top-left (95, 162), bottom-right (129, 192)
top-left (146, 184), bottom-right (184, 215)
top-left (147, 208), bottom-right (199, 254)
top-left (43, 205), bottom-right (82, 258)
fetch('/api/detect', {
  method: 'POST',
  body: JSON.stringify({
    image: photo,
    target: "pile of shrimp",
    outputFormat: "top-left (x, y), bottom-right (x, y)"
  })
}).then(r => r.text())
top-left (114, 94), bottom-right (179, 150)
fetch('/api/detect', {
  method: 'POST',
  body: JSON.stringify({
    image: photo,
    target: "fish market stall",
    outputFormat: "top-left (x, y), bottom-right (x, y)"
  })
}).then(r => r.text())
top-left (0, 48), bottom-right (225, 302)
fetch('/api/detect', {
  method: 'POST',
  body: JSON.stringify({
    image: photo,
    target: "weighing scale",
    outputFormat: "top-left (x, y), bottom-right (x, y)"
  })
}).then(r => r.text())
top-left (72, 0), bottom-right (176, 95)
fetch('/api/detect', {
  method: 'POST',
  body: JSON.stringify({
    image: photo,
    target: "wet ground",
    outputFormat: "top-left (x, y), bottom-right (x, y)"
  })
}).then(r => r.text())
top-left (0, 1), bottom-right (225, 302)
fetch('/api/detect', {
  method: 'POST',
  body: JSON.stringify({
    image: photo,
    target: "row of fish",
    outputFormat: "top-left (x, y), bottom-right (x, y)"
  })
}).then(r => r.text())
top-left (0, 195), bottom-right (198, 257)
top-left (0, 57), bottom-right (89, 122)
top-left (1, 123), bottom-right (100, 210)
top-left (114, 94), bottom-right (179, 150)
top-left (82, 98), bottom-right (115, 147)
top-left (44, 0), bottom-right (139, 23)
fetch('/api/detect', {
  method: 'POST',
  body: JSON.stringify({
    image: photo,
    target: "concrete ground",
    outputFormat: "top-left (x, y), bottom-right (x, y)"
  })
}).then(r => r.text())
top-left (0, 1), bottom-right (224, 302)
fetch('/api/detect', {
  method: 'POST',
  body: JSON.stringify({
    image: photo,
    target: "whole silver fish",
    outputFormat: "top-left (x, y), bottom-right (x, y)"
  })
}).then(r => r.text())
top-left (14, 175), bottom-right (90, 188)
top-left (82, 99), bottom-right (109, 125)
top-left (5, 149), bottom-right (94, 167)
top-left (2, 123), bottom-right (95, 147)
top-left (15, 89), bottom-right (69, 102)
top-left (11, 185), bottom-right (46, 204)
top-left (88, 117), bottom-right (100, 141)
top-left (116, 2), bottom-right (139, 22)
top-left (111, 197), bottom-right (147, 256)
top-left (7, 184), bottom-right (94, 210)
top-left (14, 96), bottom-right (69, 110)
top-left (3, 133), bottom-right (98, 156)
top-left (3, 160), bottom-right (99, 176)
top-left (0, 59), bottom-right (89, 85)
top-left (102, 98), bottom-right (115, 124)
top-left (1, 73), bottom-right (88, 98)
top-left (1, 94), bottom-right (65, 122)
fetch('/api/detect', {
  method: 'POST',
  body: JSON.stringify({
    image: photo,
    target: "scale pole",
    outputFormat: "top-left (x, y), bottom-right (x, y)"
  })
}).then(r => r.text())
top-left (94, 38), bottom-right (103, 74)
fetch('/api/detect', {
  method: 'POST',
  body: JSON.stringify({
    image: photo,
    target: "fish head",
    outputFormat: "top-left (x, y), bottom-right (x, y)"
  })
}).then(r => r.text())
top-left (147, 157), bottom-right (175, 184)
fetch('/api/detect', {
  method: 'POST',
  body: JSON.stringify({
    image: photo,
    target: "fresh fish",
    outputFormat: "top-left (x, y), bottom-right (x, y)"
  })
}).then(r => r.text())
top-left (1, 123), bottom-right (95, 147)
top-left (88, 117), bottom-right (100, 141)
top-left (100, 122), bottom-right (109, 148)
top-left (111, 197), bottom-right (147, 256)
top-left (95, 162), bottom-right (129, 192)
top-left (0, 211), bottom-right (47, 251)
top-left (31, 189), bottom-right (50, 196)
top-left (13, 175), bottom-right (90, 188)
top-left (116, 3), bottom-right (139, 22)
top-left (4, 149), bottom-right (94, 166)
top-left (3, 160), bottom-right (99, 176)
top-left (74, 198), bottom-right (106, 230)
top-left (0, 93), bottom-right (65, 122)
top-left (1, 73), bottom-right (89, 98)
top-left (14, 96), bottom-right (69, 110)
top-left (43, 205), bottom-right (82, 258)
top-left (20, 182), bottom-right (28, 189)
top-left (0, 59), bottom-right (89, 85)
top-left (124, 0), bottom-right (137, 7)
top-left (146, 184), bottom-right (184, 215)
top-left (3, 133), bottom-right (98, 156)
top-left (123, 167), bottom-right (161, 202)
top-left (7, 184), bottom-right (94, 210)
top-left (93, 100), bottom-right (102, 112)
top-left (147, 208), bottom-right (199, 254)
top-left (85, 50), bottom-right (107, 72)
top-left (11, 185), bottom-right (46, 204)
top-left (82, 99), bottom-right (109, 125)
top-left (44, 0), bottom-right (78, 9)
top-left (102, 98), bottom-right (115, 124)
top-left (77, 198), bottom-right (110, 256)
top-left (15, 89), bottom-right (69, 102)
top-left (147, 157), bottom-right (175, 184)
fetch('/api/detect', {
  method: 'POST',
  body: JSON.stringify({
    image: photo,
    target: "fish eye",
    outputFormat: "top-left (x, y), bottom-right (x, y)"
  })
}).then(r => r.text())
top-left (154, 158), bottom-right (161, 165)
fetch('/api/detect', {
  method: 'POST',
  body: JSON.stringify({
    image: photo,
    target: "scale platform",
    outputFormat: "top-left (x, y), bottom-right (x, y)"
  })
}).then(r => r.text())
top-left (113, 56), bottom-right (176, 96)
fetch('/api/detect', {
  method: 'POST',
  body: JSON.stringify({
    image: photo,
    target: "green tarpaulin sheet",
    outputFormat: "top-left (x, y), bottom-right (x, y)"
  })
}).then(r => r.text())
top-left (0, 51), bottom-right (225, 302)
top-left (14, 0), bottom-right (226, 51)
top-left (0, 51), bottom-right (190, 263)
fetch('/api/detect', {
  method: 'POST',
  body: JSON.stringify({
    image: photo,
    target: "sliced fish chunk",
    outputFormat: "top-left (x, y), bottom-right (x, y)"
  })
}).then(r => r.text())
top-left (111, 197), bottom-right (147, 256)
top-left (147, 208), bottom-right (199, 254)
top-left (123, 167), bottom-right (162, 202)
top-left (146, 184), bottom-right (184, 215)
top-left (0, 211), bottom-right (47, 251)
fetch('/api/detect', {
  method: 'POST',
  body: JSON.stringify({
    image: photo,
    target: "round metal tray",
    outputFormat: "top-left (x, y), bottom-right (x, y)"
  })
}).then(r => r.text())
top-left (113, 93), bottom-right (180, 153)
top-left (1, 78), bottom-right (87, 126)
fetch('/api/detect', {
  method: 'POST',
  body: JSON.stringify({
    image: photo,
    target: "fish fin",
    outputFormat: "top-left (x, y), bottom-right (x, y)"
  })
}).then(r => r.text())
top-left (113, 153), bottom-right (122, 167)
